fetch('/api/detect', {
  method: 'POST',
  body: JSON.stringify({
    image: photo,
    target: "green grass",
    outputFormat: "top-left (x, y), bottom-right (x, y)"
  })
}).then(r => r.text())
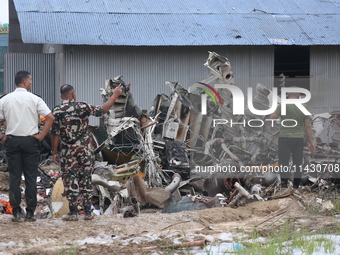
top-left (142, 219), bottom-right (339, 254)
top-left (231, 221), bottom-right (338, 255)
top-left (331, 196), bottom-right (340, 215)
top-left (57, 244), bottom-right (78, 255)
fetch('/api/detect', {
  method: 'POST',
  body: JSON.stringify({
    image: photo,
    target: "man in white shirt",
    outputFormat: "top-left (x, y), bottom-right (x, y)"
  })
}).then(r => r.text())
top-left (0, 71), bottom-right (54, 222)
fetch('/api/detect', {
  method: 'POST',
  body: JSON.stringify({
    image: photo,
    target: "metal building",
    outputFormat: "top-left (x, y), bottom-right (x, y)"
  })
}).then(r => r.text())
top-left (0, 32), bottom-right (8, 93)
top-left (4, 0), bottom-right (340, 124)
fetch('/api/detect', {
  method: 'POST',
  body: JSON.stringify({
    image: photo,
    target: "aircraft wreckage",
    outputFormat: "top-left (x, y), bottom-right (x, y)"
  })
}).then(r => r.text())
top-left (1, 51), bottom-right (340, 218)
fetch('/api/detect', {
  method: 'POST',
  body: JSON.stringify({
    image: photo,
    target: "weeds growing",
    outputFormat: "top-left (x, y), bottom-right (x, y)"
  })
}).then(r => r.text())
top-left (232, 220), bottom-right (338, 255)
top-left (57, 244), bottom-right (78, 255)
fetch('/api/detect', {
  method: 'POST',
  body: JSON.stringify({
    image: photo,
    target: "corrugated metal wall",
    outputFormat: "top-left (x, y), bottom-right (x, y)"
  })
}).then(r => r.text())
top-left (3, 53), bottom-right (56, 109)
top-left (0, 34), bottom-right (8, 93)
top-left (64, 45), bottom-right (274, 124)
top-left (227, 46), bottom-right (275, 90)
top-left (310, 46), bottom-right (340, 114)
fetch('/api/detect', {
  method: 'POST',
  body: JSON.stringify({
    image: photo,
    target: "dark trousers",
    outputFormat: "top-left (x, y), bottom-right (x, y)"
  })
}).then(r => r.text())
top-left (5, 136), bottom-right (40, 210)
top-left (278, 137), bottom-right (304, 187)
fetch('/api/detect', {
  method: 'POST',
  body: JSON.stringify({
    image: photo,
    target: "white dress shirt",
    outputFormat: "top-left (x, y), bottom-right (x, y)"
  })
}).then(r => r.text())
top-left (0, 88), bottom-right (51, 136)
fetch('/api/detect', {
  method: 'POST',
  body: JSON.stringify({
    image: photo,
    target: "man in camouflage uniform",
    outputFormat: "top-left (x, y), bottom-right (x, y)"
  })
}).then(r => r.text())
top-left (51, 84), bottom-right (122, 221)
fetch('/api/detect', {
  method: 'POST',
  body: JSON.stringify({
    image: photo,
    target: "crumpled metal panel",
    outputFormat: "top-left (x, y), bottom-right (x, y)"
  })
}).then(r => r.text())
top-left (181, 52), bottom-right (280, 169)
top-left (13, 0), bottom-right (340, 46)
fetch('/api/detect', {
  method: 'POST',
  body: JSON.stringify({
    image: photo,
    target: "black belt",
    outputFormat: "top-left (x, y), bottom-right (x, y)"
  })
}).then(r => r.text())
top-left (7, 135), bottom-right (34, 138)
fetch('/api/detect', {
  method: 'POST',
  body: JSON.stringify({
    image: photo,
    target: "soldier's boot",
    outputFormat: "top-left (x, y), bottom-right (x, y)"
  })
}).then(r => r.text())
top-left (84, 204), bottom-right (94, 220)
top-left (62, 205), bottom-right (79, 221)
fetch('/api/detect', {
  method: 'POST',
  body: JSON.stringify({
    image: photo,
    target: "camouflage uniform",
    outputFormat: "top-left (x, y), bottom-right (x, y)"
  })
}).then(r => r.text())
top-left (51, 99), bottom-right (103, 207)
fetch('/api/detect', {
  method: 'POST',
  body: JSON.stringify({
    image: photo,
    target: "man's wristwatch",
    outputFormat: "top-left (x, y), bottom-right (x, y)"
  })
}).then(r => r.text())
top-left (51, 151), bottom-right (58, 155)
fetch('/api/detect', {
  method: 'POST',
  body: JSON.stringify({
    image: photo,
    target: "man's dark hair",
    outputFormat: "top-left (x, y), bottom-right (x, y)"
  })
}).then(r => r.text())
top-left (60, 84), bottom-right (74, 95)
top-left (15, 71), bottom-right (31, 86)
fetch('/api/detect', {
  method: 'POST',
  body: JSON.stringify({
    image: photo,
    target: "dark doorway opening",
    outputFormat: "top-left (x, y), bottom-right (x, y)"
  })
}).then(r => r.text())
top-left (274, 46), bottom-right (310, 91)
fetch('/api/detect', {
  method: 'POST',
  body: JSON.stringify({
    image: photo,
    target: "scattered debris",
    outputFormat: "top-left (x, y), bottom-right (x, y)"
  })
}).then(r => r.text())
top-left (1, 51), bottom-right (340, 220)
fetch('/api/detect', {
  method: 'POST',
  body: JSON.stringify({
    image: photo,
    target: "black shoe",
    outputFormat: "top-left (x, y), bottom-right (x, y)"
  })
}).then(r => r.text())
top-left (25, 209), bottom-right (36, 222)
top-left (12, 207), bottom-right (22, 222)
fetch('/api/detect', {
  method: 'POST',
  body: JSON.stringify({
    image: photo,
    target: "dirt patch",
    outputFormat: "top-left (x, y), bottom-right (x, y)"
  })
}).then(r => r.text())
top-left (1, 172), bottom-right (340, 254)
top-left (2, 194), bottom-right (339, 254)
top-left (198, 198), bottom-right (287, 225)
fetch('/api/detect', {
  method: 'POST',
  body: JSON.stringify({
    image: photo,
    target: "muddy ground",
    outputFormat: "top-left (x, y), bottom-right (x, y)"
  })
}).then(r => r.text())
top-left (1, 171), bottom-right (340, 255)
